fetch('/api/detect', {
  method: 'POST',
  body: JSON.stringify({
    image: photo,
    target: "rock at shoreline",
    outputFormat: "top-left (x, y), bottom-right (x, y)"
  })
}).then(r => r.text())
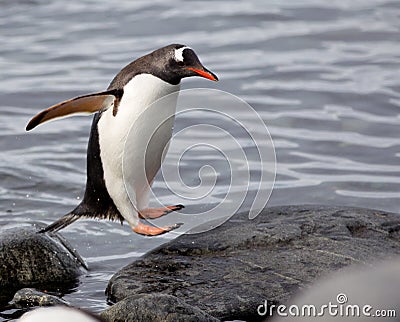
top-left (0, 226), bottom-right (86, 304)
top-left (106, 205), bottom-right (400, 321)
top-left (101, 293), bottom-right (219, 322)
top-left (12, 288), bottom-right (70, 308)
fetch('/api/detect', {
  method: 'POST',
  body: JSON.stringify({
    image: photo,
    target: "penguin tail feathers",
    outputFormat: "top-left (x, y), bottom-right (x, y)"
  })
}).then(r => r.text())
top-left (39, 212), bottom-right (80, 233)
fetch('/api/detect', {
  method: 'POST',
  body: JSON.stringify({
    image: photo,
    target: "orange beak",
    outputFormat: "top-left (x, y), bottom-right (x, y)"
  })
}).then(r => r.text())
top-left (186, 67), bottom-right (218, 81)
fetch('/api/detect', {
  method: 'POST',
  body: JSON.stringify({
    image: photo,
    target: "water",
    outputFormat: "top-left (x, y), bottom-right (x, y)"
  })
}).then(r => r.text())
top-left (1, 0), bottom-right (400, 318)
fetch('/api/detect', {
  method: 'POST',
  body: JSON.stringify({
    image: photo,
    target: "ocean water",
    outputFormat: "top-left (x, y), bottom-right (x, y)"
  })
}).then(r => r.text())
top-left (1, 0), bottom-right (399, 318)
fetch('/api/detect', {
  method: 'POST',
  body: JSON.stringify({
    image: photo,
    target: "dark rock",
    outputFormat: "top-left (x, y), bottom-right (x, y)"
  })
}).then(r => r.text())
top-left (0, 226), bottom-right (86, 304)
top-left (12, 288), bottom-right (69, 308)
top-left (106, 205), bottom-right (400, 321)
top-left (273, 258), bottom-right (400, 321)
top-left (101, 293), bottom-right (219, 322)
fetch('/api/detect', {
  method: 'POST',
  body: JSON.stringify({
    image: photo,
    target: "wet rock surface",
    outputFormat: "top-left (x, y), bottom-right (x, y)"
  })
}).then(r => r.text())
top-left (12, 288), bottom-right (70, 308)
top-left (0, 226), bottom-right (86, 304)
top-left (106, 205), bottom-right (400, 321)
top-left (101, 293), bottom-right (219, 322)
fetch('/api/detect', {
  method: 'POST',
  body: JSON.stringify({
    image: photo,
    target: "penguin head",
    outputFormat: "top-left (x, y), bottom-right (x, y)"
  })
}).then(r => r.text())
top-left (168, 44), bottom-right (218, 82)
top-left (139, 44), bottom-right (218, 85)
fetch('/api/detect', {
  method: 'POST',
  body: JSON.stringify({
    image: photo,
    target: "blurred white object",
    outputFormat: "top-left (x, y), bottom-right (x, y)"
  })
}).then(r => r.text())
top-left (272, 258), bottom-right (400, 321)
top-left (19, 306), bottom-right (101, 322)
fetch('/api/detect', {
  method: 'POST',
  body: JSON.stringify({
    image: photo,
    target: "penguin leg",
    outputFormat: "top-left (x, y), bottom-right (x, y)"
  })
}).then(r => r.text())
top-left (134, 186), bottom-right (183, 235)
top-left (133, 222), bottom-right (183, 236)
top-left (139, 204), bottom-right (184, 219)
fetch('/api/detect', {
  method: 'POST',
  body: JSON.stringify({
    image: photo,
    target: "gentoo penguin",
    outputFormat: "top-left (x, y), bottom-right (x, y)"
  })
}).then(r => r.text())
top-left (26, 44), bottom-right (218, 236)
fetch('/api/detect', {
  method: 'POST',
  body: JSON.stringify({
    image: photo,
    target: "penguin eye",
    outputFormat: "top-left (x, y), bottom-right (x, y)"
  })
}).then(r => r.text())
top-left (176, 60), bottom-right (185, 66)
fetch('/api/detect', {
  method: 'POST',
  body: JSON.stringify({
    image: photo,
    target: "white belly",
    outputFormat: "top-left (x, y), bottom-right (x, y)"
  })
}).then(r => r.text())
top-left (97, 74), bottom-right (180, 227)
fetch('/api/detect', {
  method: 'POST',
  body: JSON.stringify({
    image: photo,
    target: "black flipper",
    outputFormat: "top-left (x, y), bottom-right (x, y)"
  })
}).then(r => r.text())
top-left (26, 90), bottom-right (122, 131)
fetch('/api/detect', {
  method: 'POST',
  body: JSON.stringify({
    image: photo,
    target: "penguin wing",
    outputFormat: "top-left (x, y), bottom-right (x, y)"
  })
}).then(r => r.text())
top-left (26, 90), bottom-right (120, 131)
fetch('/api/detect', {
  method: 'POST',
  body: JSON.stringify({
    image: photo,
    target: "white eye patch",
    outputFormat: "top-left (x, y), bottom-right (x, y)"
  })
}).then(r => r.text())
top-left (174, 46), bottom-right (191, 62)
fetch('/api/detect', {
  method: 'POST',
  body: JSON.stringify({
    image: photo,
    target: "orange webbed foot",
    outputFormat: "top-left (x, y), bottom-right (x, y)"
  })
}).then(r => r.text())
top-left (133, 222), bottom-right (183, 236)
